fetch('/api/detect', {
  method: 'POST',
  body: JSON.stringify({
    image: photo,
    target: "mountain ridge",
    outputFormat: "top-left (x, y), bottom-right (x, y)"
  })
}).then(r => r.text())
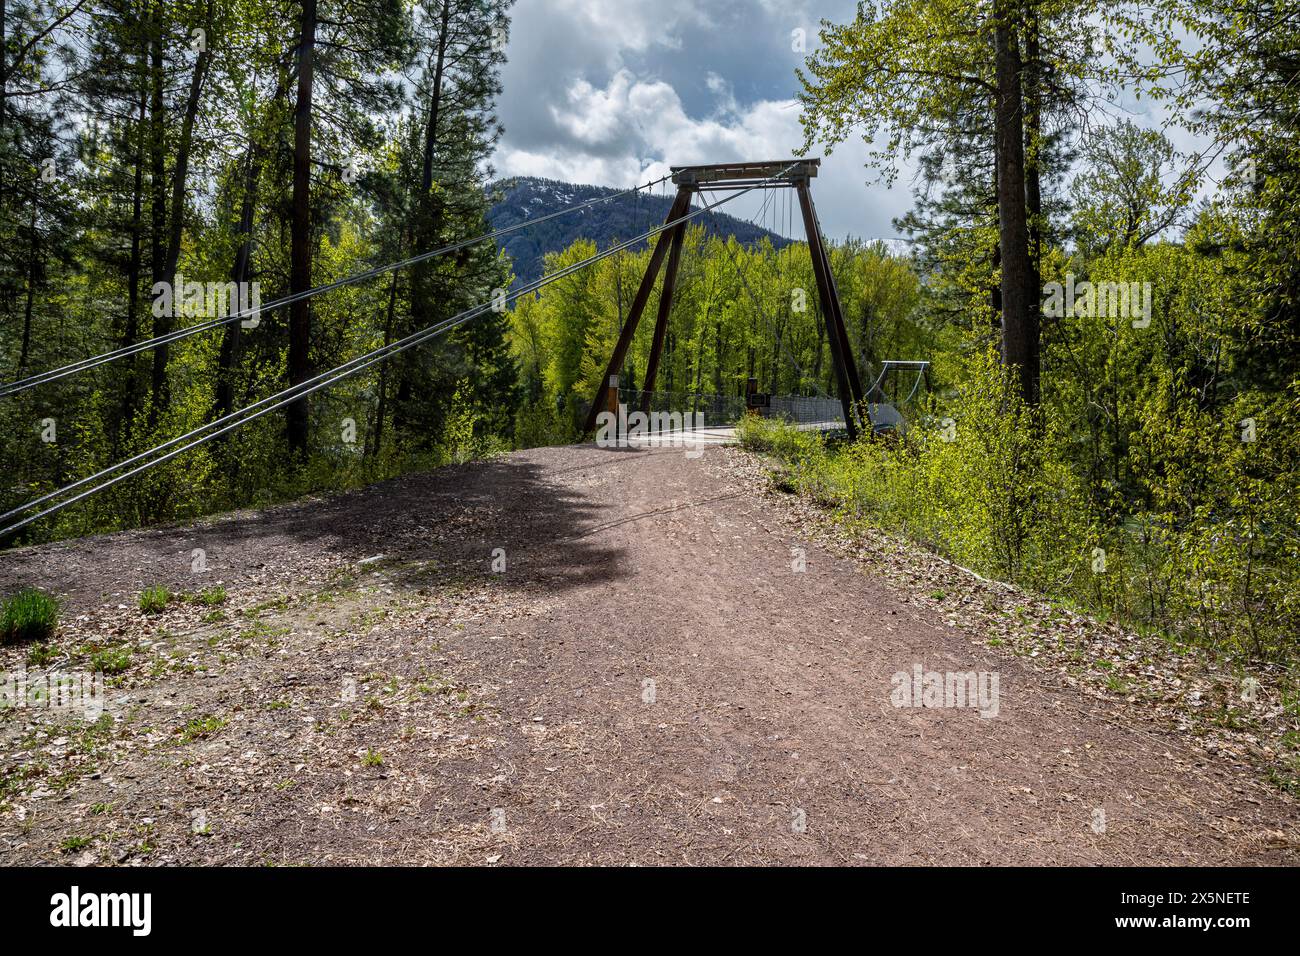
top-left (487, 175), bottom-right (793, 288)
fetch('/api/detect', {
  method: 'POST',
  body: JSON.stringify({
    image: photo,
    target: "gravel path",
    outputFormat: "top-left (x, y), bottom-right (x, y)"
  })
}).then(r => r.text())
top-left (1, 443), bottom-right (1296, 865)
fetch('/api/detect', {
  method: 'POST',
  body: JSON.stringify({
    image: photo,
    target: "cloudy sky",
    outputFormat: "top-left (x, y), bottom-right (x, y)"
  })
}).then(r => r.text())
top-left (492, 0), bottom-right (1219, 244)
top-left (492, 0), bottom-right (910, 242)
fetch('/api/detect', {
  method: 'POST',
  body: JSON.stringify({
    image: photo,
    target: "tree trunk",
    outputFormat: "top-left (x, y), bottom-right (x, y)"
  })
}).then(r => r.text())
top-left (767, 316), bottom-right (783, 395)
top-left (692, 298), bottom-right (709, 416)
top-left (712, 320), bottom-right (724, 397)
top-left (990, 155), bottom-right (1001, 335)
top-left (394, 0), bottom-right (452, 437)
top-left (147, 4), bottom-right (168, 426)
top-left (149, 2), bottom-right (213, 425)
top-left (369, 270), bottom-right (399, 459)
top-left (213, 142), bottom-right (262, 423)
top-left (119, 42), bottom-right (150, 450)
top-left (215, 71), bottom-right (285, 424)
top-left (665, 331), bottom-right (675, 394)
top-left (1024, 7), bottom-right (1043, 363)
top-left (812, 303), bottom-right (825, 388)
top-left (287, 0), bottom-right (317, 457)
top-left (163, 3), bottom-right (212, 291)
top-left (421, 0), bottom-right (452, 197)
top-left (0, 0), bottom-right (7, 136)
top-left (993, 1), bottom-right (1038, 405)
top-left (1, 0), bottom-right (8, 207)
top-left (17, 206), bottom-right (36, 374)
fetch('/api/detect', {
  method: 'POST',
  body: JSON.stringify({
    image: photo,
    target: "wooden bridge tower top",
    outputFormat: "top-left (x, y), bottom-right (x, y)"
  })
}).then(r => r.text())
top-left (670, 159), bottom-right (819, 188)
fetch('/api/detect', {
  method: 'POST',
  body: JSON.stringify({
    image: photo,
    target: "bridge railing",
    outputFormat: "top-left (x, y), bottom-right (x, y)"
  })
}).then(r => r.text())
top-left (767, 395), bottom-right (846, 430)
top-left (615, 389), bottom-right (845, 431)
top-left (616, 389), bottom-right (748, 428)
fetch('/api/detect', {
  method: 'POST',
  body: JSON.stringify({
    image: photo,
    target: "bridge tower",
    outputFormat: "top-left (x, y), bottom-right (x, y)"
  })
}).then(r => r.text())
top-left (582, 159), bottom-right (867, 439)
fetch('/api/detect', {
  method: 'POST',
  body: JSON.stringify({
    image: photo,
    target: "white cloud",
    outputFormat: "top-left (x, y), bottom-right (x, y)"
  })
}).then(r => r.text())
top-left (704, 71), bottom-right (736, 114)
top-left (496, 147), bottom-right (653, 187)
top-left (496, 65), bottom-right (915, 242)
top-left (544, 0), bottom-right (706, 66)
top-left (521, 69), bottom-right (800, 172)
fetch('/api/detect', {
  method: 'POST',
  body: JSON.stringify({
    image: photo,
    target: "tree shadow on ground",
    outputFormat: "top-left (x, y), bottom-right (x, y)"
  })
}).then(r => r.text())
top-left (0, 446), bottom-right (651, 610)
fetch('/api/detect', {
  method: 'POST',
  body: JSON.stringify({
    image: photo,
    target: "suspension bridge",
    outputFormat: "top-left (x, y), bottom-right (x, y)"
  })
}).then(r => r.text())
top-left (0, 159), bottom-right (925, 542)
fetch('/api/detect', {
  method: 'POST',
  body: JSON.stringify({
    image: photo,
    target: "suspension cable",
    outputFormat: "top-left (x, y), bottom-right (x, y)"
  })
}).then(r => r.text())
top-left (703, 186), bottom-right (831, 400)
top-left (1, 169), bottom-right (789, 539)
top-left (0, 173), bottom-right (675, 398)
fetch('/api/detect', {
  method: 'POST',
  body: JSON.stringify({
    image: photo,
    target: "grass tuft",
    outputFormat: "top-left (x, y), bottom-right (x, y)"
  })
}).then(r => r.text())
top-left (194, 586), bottom-right (227, 606)
top-left (177, 714), bottom-right (227, 743)
top-left (0, 588), bottom-right (60, 645)
top-left (138, 585), bottom-right (171, 614)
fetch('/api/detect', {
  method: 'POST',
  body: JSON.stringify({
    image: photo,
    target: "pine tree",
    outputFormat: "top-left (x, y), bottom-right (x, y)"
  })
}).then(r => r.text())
top-left (388, 0), bottom-right (517, 448)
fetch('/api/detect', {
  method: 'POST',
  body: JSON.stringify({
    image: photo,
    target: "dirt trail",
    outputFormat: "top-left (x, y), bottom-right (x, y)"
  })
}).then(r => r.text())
top-left (1, 444), bottom-right (1297, 865)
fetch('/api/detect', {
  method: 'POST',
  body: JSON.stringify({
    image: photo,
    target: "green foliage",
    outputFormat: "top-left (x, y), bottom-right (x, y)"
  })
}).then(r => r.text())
top-left (0, 589), bottom-right (60, 645)
top-left (514, 398), bottom-right (578, 449)
top-left (1070, 120), bottom-right (1195, 254)
top-left (744, 351), bottom-right (1089, 586)
top-left (89, 647), bottom-right (132, 675)
top-left (194, 587), bottom-right (227, 607)
top-left (744, 326), bottom-right (1300, 660)
top-left (137, 586), bottom-right (172, 615)
top-left (735, 415), bottom-right (825, 465)
top-left (26, 643), bottom-right (57, 667)
top-left (59, 835), bottom-right (94, 854)
top-left (781, 1), bottom-right (1300, 666)
top-left (0, 0), bottom-right (518, 548)
top-left (177, 715), bottom-right (228, 743)
top-left (511, 229), bottom-right (929, 440)
top-left (441, 382), bottom-right (482, 465)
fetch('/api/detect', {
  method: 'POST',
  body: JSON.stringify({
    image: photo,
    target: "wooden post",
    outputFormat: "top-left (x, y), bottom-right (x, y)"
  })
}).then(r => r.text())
top-left (584, 187), bottom-right (693, 434)
top-left (606, 373), bottom-right (620, 426)
top-left (795, 181), bottom-right (859, 438)
top-left (640, 218), bottom-right (687, 414)
top-left (801, 185), bottom-right (867, 415)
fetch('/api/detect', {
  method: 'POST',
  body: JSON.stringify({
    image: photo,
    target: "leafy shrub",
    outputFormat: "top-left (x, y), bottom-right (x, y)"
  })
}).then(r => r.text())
top-left (0, 588), bottom-right (60, 645)
top-left (514, 398), bottom-right (577, 449)
top-left (177, 715), bottom-right (227, 743)
top-left (736, 415), bottom-right (825, 463)
top-left (742, 344), bottom-right (1299, 662)
top-left (138, 585), bottom-right (171, 614)
top-left (26, 642), bottom-right (57, 667)
top-left (441, 382), bottom-right (481, 465)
